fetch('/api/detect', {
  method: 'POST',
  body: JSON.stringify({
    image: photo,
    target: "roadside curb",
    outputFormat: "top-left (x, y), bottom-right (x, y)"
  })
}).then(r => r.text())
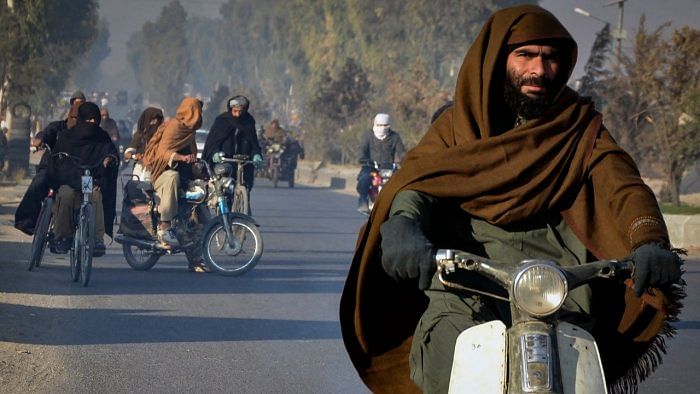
top-left (295, 161), bottom-right (700, 252)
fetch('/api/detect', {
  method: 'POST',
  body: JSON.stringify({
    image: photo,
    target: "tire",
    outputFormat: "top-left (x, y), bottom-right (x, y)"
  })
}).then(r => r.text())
top-left (202, 216), bottom-right (263, 276)
top-left (70, 235), bottom-right (80, 282)
top-left (271, 166), bottom-right (279, 188)
top-left (233, 186), bottom-right (249, 216)
top-left (122, 243), bottom-right (160, 270)
top-left (78, 204), bottom-right (94, 287)
top-left (28, 198), bottom-right (53, 271)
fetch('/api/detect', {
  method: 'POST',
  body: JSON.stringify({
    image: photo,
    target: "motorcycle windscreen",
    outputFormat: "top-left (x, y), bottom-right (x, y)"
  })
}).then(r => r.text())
top-left (449, 321), bottom-right (507, 394)
top-left (556, 322), bottom-right (607, 394)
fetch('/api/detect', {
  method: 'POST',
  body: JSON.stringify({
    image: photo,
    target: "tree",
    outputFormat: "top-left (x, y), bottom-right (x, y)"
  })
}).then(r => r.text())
top-left (578, 23), bottom-right (612, 108)
top-left (71, 17), bottom-right (111, 91)
top-left (602, 17), bottom-right (700, 205)
top-left (1, 0), bottom-right (98, 117)
top-left (128, 0), bottom-right (188, 113)
top-left (309, 58), bottom-right (371, 162)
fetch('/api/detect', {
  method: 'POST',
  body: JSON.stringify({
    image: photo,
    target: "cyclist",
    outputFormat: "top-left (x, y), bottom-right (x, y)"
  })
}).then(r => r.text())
top-left (14, 92), bottom-right (85, 235)
top-left (48, 102), bottom-right (119, 257)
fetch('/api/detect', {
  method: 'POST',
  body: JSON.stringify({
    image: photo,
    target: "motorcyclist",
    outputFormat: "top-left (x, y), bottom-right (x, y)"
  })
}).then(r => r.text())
top-left (201, 95), bottom-right (264, 204)
top-left (14, 91), bottom-right (85, 235)
top-left (356, 113), bottom-right (405, 214)
top-left (261, 119), bottom-right (305, 181)
top-left (142, 99), bottom-right (200, 249)
top-left (340, 5), bottom-right (683, 394)
top-left (48, 102), bottom-right (118, 257)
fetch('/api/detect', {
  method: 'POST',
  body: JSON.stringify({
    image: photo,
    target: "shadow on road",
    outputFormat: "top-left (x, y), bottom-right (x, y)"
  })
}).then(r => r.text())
top-left (0, 302), bottom-right (341, 346)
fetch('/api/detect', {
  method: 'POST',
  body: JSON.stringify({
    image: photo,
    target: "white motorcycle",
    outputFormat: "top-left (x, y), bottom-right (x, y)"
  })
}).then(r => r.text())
top-left (435, 249), bottom-right (634, 394)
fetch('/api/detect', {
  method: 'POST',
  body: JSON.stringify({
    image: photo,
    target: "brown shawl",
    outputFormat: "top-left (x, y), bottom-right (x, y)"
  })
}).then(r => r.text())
top-left (263, 119), bottom-right (288, 144)
top-left (340, 5), bottom-right (681, 394)
top-left (143, 97), bottom-right (202, 182)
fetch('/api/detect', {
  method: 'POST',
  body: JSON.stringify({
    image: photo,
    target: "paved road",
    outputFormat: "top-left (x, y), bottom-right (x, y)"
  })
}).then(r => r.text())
top-left (0, 179), bottom-right (369, 393)
top-left (0, 177), bottom-right (698, 393)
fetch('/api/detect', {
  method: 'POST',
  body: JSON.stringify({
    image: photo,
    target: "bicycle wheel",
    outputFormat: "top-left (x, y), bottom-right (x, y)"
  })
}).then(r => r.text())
top-left (232, 186), bottom-right (249, 215)
top-left (70, 235), bottom-right (80, 282)
top-left (28, 198), bottom-right (53, 271)
top-left (79, 204), bottom-right (95, 287)
top-left (202, 216), bottom-right (263, 276)
top-left (122, 243), bottom-right (160, 270)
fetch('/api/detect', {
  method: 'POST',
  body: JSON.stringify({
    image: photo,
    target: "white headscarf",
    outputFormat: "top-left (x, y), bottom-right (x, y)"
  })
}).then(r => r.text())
top-left (373, 113), bottom-right (391, 140)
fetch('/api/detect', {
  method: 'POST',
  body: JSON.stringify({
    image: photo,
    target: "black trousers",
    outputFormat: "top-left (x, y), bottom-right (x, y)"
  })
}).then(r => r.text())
top-left (14, 168), bottom-right (51, 234)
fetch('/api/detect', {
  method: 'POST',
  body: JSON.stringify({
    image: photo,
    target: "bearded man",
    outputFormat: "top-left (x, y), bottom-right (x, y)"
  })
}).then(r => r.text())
top-left (340, 5), bottom-right (683, 394)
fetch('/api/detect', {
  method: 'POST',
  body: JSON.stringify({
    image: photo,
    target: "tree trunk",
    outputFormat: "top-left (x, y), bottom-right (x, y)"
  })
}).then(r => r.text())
top-left (667, 164), bottom-right (682, 206)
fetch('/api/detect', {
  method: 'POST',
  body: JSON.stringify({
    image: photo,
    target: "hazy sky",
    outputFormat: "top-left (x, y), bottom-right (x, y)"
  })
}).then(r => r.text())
top-left (98, 0), bottom-right (700, 91)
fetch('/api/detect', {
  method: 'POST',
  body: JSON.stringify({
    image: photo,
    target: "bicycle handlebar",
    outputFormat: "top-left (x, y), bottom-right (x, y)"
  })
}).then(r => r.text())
top-left (52, 152), bottom-right (119, 170)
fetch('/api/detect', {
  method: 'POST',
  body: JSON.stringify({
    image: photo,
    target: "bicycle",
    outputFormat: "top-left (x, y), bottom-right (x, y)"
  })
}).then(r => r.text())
top-left (55, 152), bottom-right (117, 286)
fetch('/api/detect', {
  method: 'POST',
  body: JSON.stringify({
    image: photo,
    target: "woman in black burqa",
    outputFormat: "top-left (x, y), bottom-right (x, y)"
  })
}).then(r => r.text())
top-left (48, 102), bottom-right (119, 255)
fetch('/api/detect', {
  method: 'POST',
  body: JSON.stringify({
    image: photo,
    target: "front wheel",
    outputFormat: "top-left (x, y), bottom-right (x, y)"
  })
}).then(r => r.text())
top-left (271, 166), bottom-right (279, 188)
top-left (122, 243), bottom-right (161, 270)
top-left (28, 198), bottom-right (53, 271)
top-left (232, 186), bottom-right (249, 216)
top-left (202, 216), bottom-right (263, 276)
top-left (78, 204), bottom-right (95, 287)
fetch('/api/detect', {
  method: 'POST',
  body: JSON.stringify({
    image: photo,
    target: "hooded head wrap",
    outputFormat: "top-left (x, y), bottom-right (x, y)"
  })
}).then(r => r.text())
top-left (372, 113), bottom-right (391, 140)
top-left (70, 91), bottom-right (86, 105)
top-left (340, 5), bottom-right (676, 393)
top-left (143, 97), bottom-right (202, 182)
top-left (78, 102), bottom-right (102, 125)
top-left (129, 107), bottom-right (164, 154)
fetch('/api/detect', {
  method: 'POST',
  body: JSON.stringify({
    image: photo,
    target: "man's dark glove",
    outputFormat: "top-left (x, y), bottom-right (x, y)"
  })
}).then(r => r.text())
top-left (631, 243), bottom-right (682, 297)
top-left (380, 215), bottom-right (436, 290)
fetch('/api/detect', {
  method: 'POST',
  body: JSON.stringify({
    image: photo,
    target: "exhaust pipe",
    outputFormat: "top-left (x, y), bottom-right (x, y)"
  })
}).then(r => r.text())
top-left (114, 234), bottom-right (158, 250)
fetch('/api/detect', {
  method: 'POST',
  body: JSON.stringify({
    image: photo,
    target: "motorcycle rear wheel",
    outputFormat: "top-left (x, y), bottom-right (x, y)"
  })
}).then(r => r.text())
top-left (122, 243), bottom-right (160, 271)
top-left (202, 216), bottom-right (263, 276)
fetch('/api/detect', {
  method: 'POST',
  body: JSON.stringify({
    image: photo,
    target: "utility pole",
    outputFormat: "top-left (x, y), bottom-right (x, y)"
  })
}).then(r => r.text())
top-left (605, 0), bottom-right (627, 64)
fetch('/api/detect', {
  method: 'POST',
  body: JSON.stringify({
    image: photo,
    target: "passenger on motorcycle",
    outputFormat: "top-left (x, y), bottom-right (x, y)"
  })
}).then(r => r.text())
top-left (340, 5), bottom-right (683, 394)
top-left (201, 95), bottom-right (264, 194)
top-left (48, 102), bottom-right (119, 257)
top-left (14, 92), bottom-right (85, 235)
top-left (356, 113), bottom-right (405, 214)
top-left (124, 107), bottom-right (164, 182)
top-left (143, 97), bottom-right (203, 253)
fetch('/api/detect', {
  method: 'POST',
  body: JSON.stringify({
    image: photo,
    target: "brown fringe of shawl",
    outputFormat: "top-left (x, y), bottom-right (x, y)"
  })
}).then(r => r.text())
top-left (609, 248), bottom-right (687, 394)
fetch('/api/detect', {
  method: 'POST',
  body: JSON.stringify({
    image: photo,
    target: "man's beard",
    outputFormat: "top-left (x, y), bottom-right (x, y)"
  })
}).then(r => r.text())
top-left (503, 71), bottom-right (558, 120)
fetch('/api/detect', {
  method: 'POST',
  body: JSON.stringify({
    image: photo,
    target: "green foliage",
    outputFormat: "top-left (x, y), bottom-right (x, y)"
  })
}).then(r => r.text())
top-left (1, 0), bottom-right (98, 117)
top-left (579, 23), bottom-right (612, 108)
top-left (660, 203), bottom-right (700, 215)
top-left (132, 0), bottom-right (529, 161)
top-left (127, 0), bottom-right (188, 113)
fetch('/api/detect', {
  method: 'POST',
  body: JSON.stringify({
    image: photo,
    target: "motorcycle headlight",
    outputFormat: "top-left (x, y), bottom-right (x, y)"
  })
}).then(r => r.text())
top-left (512, 262), bottom-right (567, 317)
top-left (379, 169), bottom-right (393, 178)
top-left (214, 163), bottom-right (232, 176)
